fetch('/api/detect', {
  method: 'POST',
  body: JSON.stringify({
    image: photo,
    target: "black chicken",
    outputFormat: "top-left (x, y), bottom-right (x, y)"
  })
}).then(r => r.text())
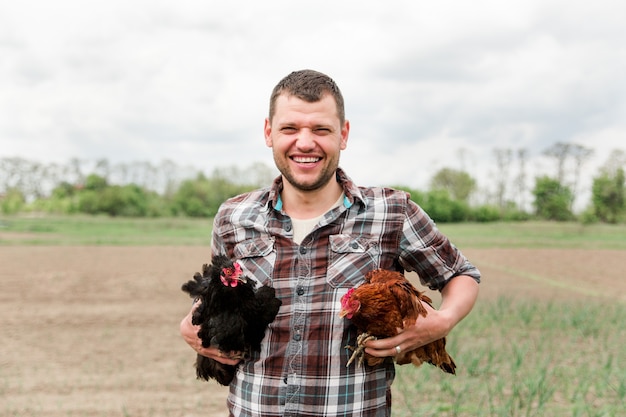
top-left (181, 254), bottom-right (282, 385)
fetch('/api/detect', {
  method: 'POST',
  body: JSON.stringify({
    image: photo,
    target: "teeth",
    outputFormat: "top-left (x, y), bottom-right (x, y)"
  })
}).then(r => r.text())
top-left (293, 156), bottom-right (320, 163)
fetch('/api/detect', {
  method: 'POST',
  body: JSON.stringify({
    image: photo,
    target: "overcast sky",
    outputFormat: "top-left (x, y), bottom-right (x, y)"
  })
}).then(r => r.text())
top-left (2, 0), bottom-right (625, 208)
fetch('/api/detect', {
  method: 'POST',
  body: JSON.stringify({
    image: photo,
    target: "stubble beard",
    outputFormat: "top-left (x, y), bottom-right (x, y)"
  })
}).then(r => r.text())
top-left (274, 152), bottom-right (339, 192)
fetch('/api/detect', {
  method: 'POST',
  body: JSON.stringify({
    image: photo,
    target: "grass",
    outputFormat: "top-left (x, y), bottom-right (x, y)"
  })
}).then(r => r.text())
top-left (0, 214), bottom-right (213, 246)
top-left (392, 298), bottom-right (626, 417)
top-left (2, 214), bottom-right (626, 249)
top-left (437, 221), bottom-right (626, 250)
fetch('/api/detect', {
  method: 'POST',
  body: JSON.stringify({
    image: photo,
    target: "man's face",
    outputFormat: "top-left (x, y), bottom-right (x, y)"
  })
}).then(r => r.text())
top-left (264, 93), bottom-right (349, 193)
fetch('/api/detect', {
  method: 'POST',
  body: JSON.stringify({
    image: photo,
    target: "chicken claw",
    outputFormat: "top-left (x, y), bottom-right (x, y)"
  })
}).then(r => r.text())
top-left (345, 332), bottom-right (377, 367)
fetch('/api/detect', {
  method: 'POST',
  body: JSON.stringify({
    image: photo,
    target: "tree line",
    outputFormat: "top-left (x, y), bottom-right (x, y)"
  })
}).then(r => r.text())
top-left (1, 144), bottom-right (624, 223)
top-left (0, 157), bottom-right (275, 218)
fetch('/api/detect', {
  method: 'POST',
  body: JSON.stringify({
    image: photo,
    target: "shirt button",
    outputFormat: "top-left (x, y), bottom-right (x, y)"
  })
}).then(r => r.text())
top-left (351, 242), bottom-right (359, 249)
top-left (299, 246), bottom-right (307, 255)
top-left (285, 223), bottom-right (292, 232)
top-left (296, 286), bottom-right (305, 296)
top-left (293, 333), bottom-right (301, 341)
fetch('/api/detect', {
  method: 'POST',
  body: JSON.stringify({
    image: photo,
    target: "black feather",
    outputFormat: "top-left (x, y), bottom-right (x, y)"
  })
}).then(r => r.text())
top-left (181, 254), bottom-right (281, 385)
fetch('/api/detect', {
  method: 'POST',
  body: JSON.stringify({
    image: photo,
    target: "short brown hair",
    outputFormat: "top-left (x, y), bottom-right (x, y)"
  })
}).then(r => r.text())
top-left (268, 69), bottom-right (345, 125)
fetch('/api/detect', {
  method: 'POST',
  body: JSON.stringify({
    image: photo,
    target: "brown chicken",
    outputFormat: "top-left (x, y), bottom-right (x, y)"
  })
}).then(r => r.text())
top-left (339, 268), bottom-right (456, 375)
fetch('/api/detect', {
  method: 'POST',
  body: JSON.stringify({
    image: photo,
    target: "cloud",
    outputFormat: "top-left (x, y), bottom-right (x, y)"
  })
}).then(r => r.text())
top-left (1, 0), bottom-right (625, 213)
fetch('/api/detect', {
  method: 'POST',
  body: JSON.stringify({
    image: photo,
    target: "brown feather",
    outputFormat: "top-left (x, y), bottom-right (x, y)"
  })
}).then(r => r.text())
top-left (341, 269), bottom-right (456, 374)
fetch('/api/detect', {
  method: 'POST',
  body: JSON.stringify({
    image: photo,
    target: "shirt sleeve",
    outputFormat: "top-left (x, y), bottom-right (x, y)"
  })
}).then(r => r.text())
top-left (398, 198), bottom-right (481, 291)
top-left (210, 207), bottom-right (229, 257)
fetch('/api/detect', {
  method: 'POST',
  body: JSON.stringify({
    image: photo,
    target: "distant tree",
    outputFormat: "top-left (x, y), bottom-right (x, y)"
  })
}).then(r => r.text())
top-left (515, 148), bottom-right (528, 211)
top-left (532, 176), bottom-right (574, 221)
top-left (159, 159), bottom-right (180, 198)
top-left (0, 157), bottom-right (28, 195)
top-left (246, 162), bottom-right (277, 187)
top-left (98, 184), bottom-right (162, 217)
top-left (0, 157), bottom-right (57, 200)
top-left (84, 174), bottom-right (108, 191)
top-left (542, 142), bottom-right (593, 210)
top-left (493, 148), bottom-right (513, 211)
top-left (94, 158), bottom-right (111, 182)
top-left (77, 190), bottom-right (101, 214)
top-left (22, 161), bottom-right (45, 199)
top-left (601, 149), bottom-right (626, 175)
top-left (589, 150), bottom-right (626, 223)
top-left (0, 188), bottom-right (26, 215)
top-left (0, 157), bottom-right (276, 215)
top-left (570, 144), bottom-right (594, 208)
top-left (543, 143), bottom-right (570, 184)
top-left (388, 185), bottom-right (469, 222)
top-left (591, 169), bottom-right (625, 223)
top-left (419, 189), bottom-right (470, 223)
top-left (429, 168), bottom-right (476, 202)
top-left (67, 158), bottom-right (86, 185)
top-left (51, 181), bottom-right (76, 199)
top-left (172, 173), bottom-right (253, 217)
top-left (40, 162), bottom-right (66, 198)
top-left (29, 181), bottom-right (79, 214)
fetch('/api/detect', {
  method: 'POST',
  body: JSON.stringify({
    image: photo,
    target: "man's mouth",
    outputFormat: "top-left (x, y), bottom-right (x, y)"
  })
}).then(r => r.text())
top-left (291, 156), bottom-right (321, 164)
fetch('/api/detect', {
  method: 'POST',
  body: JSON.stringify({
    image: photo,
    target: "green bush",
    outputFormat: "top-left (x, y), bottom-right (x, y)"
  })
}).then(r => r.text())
top-left (471, 205), bottom-right (501, 222)
top-left (28, 195), bottom-right (79, 214)
top-left (417, 189), bottom-right (471, 223)
top-left (532, 176), bottom-right (574, 221)
top-left (84, 174), bottom-right (108, 191)
top-left (591, 168), bottom-right (625, 223)
top-left (0, 188), bottom-right (26, 215)
top-left (78, 190), bottom-right (101, 215)
top-left (172, 174), bottom-right (253, 218)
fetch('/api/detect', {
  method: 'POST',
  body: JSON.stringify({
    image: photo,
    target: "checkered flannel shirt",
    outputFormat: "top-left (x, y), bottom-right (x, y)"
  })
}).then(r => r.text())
top-left (210, 168), bottom-right (481, 417)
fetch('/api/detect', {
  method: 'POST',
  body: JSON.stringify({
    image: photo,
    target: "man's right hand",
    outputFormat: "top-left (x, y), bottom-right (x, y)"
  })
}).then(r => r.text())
top-left (179, 302), bottom-right (242, 365)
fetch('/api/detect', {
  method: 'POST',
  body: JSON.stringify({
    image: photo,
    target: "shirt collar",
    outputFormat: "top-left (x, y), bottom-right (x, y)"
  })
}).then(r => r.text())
top-left (268, 167), bottom-right (365, 212)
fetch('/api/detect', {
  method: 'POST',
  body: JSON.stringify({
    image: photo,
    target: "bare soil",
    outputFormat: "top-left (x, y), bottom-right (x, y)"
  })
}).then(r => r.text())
top-left (1, 246), bottom-right (623, 416)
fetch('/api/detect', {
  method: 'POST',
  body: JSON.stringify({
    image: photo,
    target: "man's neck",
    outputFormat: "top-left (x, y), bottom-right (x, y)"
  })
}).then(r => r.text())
top-left (280, 179), bottom-right (343, 220)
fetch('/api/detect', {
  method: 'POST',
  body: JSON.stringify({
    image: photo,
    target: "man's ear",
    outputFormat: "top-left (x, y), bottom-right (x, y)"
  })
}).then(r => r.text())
top-left (340, 120), bottom-right (350, 150)
top-left (264, 118), bottom-right (272, 147)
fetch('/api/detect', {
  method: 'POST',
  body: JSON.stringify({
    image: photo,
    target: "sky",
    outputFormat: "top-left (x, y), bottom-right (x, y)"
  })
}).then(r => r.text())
top-left (2, 0), bottom-right (625, 209)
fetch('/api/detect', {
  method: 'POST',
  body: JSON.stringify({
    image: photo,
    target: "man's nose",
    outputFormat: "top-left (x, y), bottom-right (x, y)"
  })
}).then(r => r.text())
top-left (296, 129), bottom-right (316, 150)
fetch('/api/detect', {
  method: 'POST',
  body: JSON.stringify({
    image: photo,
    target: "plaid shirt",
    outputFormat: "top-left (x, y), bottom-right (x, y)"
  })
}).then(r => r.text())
top-left (211, 168), bottom-right (481, 417)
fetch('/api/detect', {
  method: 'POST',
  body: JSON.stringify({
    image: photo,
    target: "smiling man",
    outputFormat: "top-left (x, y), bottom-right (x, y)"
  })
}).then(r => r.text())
top-left (265, 80), bottom-right (349, 219)
top-left (180, 69), bottom-right (481, 417)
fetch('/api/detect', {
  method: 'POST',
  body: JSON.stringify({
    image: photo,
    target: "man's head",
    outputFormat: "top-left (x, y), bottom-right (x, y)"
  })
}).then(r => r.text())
top-left (264, 70), bottom-right (349, 195)
top-left (268, 69), bottom-right (346, 127)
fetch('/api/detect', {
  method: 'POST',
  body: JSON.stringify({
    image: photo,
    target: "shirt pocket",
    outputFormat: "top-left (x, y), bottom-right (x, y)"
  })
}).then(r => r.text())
top-left (327, 234), bottom-right (381, 289)
top-left (233, 237), bottom-right (276, 287)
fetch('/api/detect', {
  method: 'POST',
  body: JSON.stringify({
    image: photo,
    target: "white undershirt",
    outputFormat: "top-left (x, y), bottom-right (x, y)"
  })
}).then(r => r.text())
top-left (291, 193), bottom-right (344, 245)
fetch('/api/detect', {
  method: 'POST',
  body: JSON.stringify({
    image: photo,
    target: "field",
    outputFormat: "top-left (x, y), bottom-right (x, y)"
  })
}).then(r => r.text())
top-left (1, 217), bottom-right (625, 416)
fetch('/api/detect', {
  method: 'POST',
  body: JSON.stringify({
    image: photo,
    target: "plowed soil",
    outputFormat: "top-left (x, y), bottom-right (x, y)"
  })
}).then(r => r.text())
top-left (1, 246), bottom-right (623, 416)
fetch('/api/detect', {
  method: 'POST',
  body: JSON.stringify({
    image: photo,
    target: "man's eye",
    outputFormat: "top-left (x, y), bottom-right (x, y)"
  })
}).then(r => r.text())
top-left (314, 128), bottom-right (331, 135)
top-left (281, 127), bottom-right (297, 133)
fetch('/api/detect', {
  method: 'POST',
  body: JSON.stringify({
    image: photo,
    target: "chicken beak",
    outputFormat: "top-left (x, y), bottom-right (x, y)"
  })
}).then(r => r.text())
top-left (221, 275), bottom-right (244, 287)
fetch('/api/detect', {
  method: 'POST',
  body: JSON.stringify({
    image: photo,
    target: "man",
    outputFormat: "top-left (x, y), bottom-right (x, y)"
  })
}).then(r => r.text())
top-left (180, 69), bottom-right (480, 417)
